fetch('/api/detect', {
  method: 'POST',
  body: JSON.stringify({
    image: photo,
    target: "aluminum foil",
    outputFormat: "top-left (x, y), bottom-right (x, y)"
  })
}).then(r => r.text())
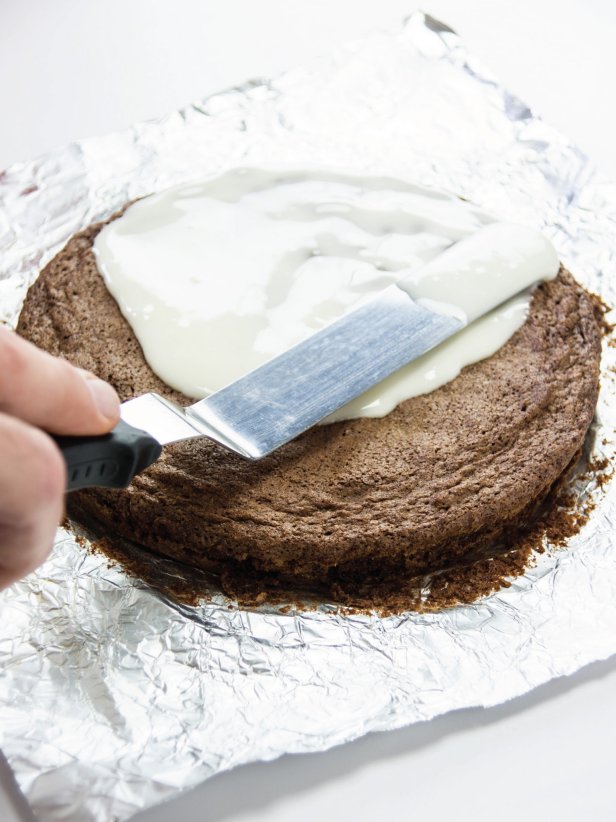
top-left (1, 11), bottom-right (616, 821)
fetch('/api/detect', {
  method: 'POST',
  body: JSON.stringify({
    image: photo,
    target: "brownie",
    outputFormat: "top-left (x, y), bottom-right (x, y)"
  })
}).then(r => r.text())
top-left (17, 216), bottom-right (603, 600)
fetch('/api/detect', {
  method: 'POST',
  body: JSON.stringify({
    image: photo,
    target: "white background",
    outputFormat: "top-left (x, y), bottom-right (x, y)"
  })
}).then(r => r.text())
top-left (1, 2), bottom-right (616, 821)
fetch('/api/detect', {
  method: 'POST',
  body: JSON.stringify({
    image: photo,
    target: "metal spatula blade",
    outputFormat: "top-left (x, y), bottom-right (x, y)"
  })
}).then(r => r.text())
top-left (122, 285), bottom-right (462, 459)
top-left (56, 283), bottom-right (462, 490)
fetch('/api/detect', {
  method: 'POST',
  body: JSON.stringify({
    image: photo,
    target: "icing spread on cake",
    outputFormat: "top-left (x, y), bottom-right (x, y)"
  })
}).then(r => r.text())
top-left (93, 169), bottom-right (558, 420)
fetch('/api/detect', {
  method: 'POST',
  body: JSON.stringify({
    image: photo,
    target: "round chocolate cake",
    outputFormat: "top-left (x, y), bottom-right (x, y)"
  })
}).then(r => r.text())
top-left (17, 217), bottom-right (603, 604)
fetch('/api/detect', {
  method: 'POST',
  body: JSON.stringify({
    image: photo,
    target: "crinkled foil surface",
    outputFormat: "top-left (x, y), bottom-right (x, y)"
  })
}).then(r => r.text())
top-left (1, 12), bottom-right (616, 822)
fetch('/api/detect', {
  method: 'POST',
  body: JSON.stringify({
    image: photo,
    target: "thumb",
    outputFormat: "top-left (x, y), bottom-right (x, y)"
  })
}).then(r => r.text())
top-left (0, 326), bottom-right (120, 435)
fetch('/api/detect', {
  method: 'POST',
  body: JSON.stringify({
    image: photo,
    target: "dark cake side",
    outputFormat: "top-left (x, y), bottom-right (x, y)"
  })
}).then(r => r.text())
top-left (16, 217), bottom-right (604, 600)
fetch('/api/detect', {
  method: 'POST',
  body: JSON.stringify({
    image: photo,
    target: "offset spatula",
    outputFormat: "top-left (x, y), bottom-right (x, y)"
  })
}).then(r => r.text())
top-left (56, 285), bottom-right (464, 491)
top-left (55, 223), bottom-right (551, 492)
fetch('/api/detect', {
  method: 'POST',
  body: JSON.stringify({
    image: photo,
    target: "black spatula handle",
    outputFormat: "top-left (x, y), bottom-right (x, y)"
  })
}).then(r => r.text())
top-left (53, 419), bottom-right (162, 492)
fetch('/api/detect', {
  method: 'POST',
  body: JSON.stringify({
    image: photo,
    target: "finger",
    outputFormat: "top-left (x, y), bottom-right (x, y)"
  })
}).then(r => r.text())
top-left (0, 326), bottom-right (120, 435)
top-left (0, 412), bottom-right (66, 590)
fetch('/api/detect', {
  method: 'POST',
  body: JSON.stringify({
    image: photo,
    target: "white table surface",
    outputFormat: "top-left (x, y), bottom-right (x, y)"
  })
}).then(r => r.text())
top-left (2, 2), bottom-right (616, 820)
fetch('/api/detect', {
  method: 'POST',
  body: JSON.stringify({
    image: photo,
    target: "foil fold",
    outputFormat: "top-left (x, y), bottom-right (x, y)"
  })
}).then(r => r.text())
top-left (1, 11), bottom-right (616, 821)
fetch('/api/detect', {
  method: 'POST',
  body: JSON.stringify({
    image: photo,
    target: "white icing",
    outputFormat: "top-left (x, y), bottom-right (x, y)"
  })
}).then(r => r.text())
top-left (398, 222), bottom-right (559, 323)
top-left (93, 169), bottom-right (559, 421)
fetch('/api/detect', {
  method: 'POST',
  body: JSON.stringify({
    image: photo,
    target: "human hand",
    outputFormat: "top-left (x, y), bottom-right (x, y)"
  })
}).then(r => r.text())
top-left (0, 326), bottom-right (120, 590)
